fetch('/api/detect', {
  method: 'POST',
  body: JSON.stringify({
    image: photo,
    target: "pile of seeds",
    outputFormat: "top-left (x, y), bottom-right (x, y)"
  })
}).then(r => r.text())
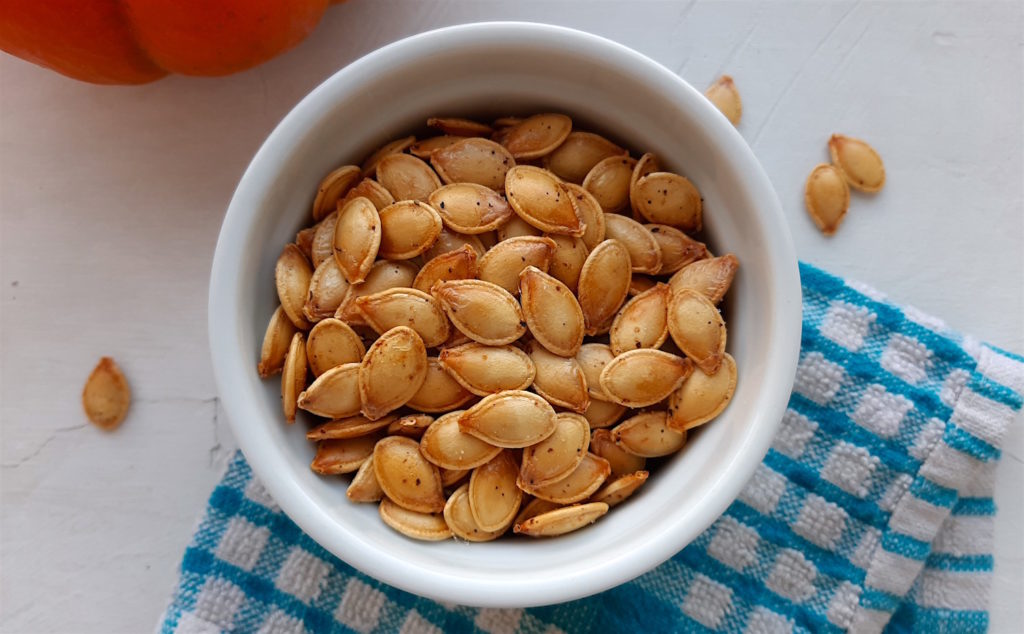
top-left (259, 113), bottom-right (740, 541)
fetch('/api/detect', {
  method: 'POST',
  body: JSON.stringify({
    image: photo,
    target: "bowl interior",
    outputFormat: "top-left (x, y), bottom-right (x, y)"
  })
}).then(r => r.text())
top-left (211, 23), bottom-right (800, 607)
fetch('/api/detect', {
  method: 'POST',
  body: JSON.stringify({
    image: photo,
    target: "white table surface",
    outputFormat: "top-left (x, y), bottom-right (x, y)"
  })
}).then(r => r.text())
top-left (1, 1), bottom-right (1021, 632)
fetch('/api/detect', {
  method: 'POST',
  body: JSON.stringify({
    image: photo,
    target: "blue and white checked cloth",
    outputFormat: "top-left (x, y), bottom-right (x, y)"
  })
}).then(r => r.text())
top-left (159, 263), bottom-right (1023, 634)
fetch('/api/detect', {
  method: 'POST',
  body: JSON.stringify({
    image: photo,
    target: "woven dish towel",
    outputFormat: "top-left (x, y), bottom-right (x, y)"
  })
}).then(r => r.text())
top-left (158, 263), bottom-right (1023, 634)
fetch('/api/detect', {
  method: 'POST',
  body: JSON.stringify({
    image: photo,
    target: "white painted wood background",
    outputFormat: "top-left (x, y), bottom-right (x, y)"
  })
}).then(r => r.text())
top-left (1, 1), bottom-right (1021, 632)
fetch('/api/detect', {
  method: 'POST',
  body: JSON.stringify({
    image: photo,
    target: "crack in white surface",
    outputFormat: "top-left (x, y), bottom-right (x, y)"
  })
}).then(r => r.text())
top-left (1, 423), bottom-right (88, 469)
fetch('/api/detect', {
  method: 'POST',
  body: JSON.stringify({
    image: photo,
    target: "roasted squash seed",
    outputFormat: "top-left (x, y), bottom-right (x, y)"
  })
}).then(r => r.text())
top-left (603, 214), bottom-right (663, 274)
top-left (377, 200), bottom-right (443, 260)
top-left (526, 340), bottom-right (590, 412)
top-left (513, 497), bottom-right (562, 526)
top-left (310, 432), bottom-right (381, 474)
top-left (505, 165), bottom-right (585, 236)
top-left (667, 289), bottom-right (727, 374)
top-left (599, 349), bottom-right (693, 408)
top-left (612, 411), bottom-right (686, 457)
top-left (544, 131), bottom-right (626, 184)
top-left (468, 451), bottom-right (523, 531)
top-left (577, 239), bottom-right (632, 334)
top-left (496, 215), bottom-right (543, 241)
top-left (312, 164), bottom-right (361, 221)
top-left (705, 75), bottom-right (742, 126)
top-left (358, 326), bottom-right (428, 420)
top-left (306, 414), bottom-right (395, 441)
top-left (375, 152), bottom-right (442, 202)
top-left (459, 390), bottom-right (557, 448)
top-left (520, 453), bottom-right (610, 504)
top-left (590, 429), bottom-right (646, 477)
top-left (520, 412), bottom-right (590, 488)
top-left (583, 155), bottom-right (636, 213)
top-left (355, 287), bottom-right (450, 347)
top-left (544, 234), bottom-right (589, 292)
top-left (514, 502), bottom-right (608, 537)
top-left (519, 266), bottom-right (585, 357)
top-left (668, 353), bottom-right (737, 431)
top-left (590, 470), bottom-right (648, 508)
top-left (432, 279), bottom-right (526, 346)
top-left (373, 436), bottom-right (445, 513)
top-left (335, 260), bottom-right (418, 324)
top-left (281, 332), bottom-right (307, 423)
top-left (477, 236), bottom-right (556, 293)
top-left (427, 116), bottom-right (492, 137)
top-left (423, 228), bottom-right (486, 261)
top-left (347, 454), bottom-right (384, 502)
top-left (412, 245), bottom-right (478, 293)
top-left (276, 243), bottom-right (313, 330)
top-left (310, 212), bottom-right (338, 268)
top-left (828, 134), bottom-right (885, 192)
top-left (430, 137), bottom-right (515, 191)
top-left (444, 484), bottom-right (506, 542)
top-left (647, 224), bottom-right (707, 274)
top-left (304, 256), bottom-right (350, 322)
top-left (428, 182), bottom-right (514, 233)
top-left (333, 197), bottom-right (381, 284)
top-left (378, 498), bottom-right (452, 541)
top-left (82, 356), bottom-right (131, 430)
top-left (409, 135), bottom-right (462, 158)
top-left (667, 254), bottom-right (738, 305)
top-left (438, 342), bottom-right (535, 396)
top-left (297, 362), bottom-right (361, 419)
top-left (564, 183), bottom-right (606, 250)
top-left (407, 358), bottom-right (473, 413)
top-left (341, 178), bottom-right (395, 211)
top-left (419, 410), bottom-right (502, 470)
top-left (258, 306), bottom-right (298, 378)
top-left (501, 113), bottom-right (573, 160)
top-left (576, 343), bottom-right (616, 400)
top-left (804, 163), bottom-right (850, 236)
top-left (305, 318), bottom-right (365, 377)
top-left (361, 135), bottom-right (415, 177)
top-left (582, 397), bottom-right (628, 429)
top-left (609, 283), bottom-right (671, 355)
top-left (632, 172), bottom-right (702, 231)
top-left (387, 413), bottom-right (434, 439)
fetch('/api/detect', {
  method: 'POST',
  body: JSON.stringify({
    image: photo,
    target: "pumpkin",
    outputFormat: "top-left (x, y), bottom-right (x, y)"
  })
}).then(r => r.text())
top-left (0, 0), bottom-right (338, 84)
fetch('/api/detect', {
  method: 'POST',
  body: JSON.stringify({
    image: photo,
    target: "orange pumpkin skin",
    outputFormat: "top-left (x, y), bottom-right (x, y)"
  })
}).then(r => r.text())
top-left (0, 0), bottom-right (329, 84)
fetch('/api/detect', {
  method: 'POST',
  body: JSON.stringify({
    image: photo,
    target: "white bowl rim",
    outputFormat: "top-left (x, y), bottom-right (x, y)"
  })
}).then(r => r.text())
top-left (209, 21), bottom-right (802, 608)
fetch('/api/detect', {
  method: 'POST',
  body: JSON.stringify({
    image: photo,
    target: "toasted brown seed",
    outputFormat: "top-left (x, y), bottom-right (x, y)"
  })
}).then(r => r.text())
top-left (355, 287), bottom-right (449, 347)
top-left (432, 279), bottom-right (526, 346)
top-left (477, 236), bottom-right (556, 293)
top-left (335, 260), bottom-right (419, 325)
top-left (667, 254), bottom-right (739, 305)
top-left (306, 414), bottom-right (396, 440)
top-left (668, 353), bottom-right (737, 431)
top-left (543, 131), bottom-right (627, 184)
top-left (373, 436), bottom-right (446, 513)
top-left (514, 502), bottom-right (608, 537)
top-left (582, 397), bottom-right (628, 429)
top-left (519, 266), bottom-right (585, 357)
top-left (82, 357), bottom-right (131, 430)
top-left (312, 165), bottom-right (361, 221)
top-left (428, 183), bottom-right (514, 233)
top-left (468, 451), bottom-right (523, 531)
top-left (360, 135), bottom-right (416, 177)
top-left (520, 453), bottom-right (610, 504)
top-left (603, 214), bottom-right (663, 274)
top-left (492, 116), bottom-right (524, 128)
top-left (444, 484), bottom-right (506, 542)
top-left (526, 340), bottom-right (590, 412)
top-left (804, 163), bottom-right (850, 236)
top-left (304, 256), bottom-right (350, 322)
top-left (544, 234), bottom-right (589, 292)
top-left (631, 153), bottom-right (661, 192)
top-left (562, 183), bottom-right (607, 252)
top-left (333, 197), bottom-right (381, 284)
top-left (297, 362), bottom-right (361, 419)
top-left (589, 429), bottom-right (646, 477)
top-left (423, 228), bottom-right (486, 261)
top-left (419, 410), bottom-right (502, 470)
top-left (412, 245), bottom-right (479, 293)
top-left (377, 200), bottom-right (443, 260)
top-left (705, 75), bottom-right (742, 125)
top-left (646, 224), bottom-right (708, 274)
top-left (632, 172), bottom-right (703, 231)
top-left (612, 411), bottom-right (685, 457)
top-left (520, 412), bottom-right (591, 488)
top-left (281, 332), bottom-right (307, 423)
top-left (427, 116), bottom-right (493, 137)
top-left (829, 134), bottom-right (885, 192)
top-left (387, 413), bottom-right (435, 439)
top-left (310, 211), bottom-right (338, 268)
top-left (500, 113), bottom-right (573, 159)
top-left (376, 153), bottom-right (442, 202)
top-left (305, 318), bottom-right (366, 377)
top-left (576, 343), bottom-right (615, 400)
top-left (340, 178), bottom-right (396, 211)
top-left (496, 215), bottom-right (543, 241)
top-left (667, 289), bottom-right (727, 374)
top-left (276, 243), bottom-right (313, 330)
top-left (505, 166), bottom-right (585, 236)
top-left (296, 225), bottom-right (316, 261)
top-left (628, 274), bottom-right (657, 296)
top-left (599, 349), bottom-right (693, 407)
top-left (438, 343), bottom-right (535, 396)
top-left (259, 306), bottom-right (298, 377)
top-left (609, 283), bottom-right (671, 355)
top-left (378, 497), bottom-right (452, 541)
top-left (583, 155), bottom-right (636, 213)
top-left (310, 432), bottom-right (381, 474)
top-left (590, 470), bottom-right (649, 508)
top-left (430, 138), bottom-right (515, 191)
top-left (358, 326), bottom-right (428, 420)
top-left (407, 357), bottom-right (473, 413)
top-left (409, 135), bottom-right (462, 158)
top-left (513, 497), bottom-right (562, 526)
top-left (347, 454), bottom-right (385, 502)
top-left (577, 239), bottom-right (632, 334)
top-left (459, 390), bottom-right (557, 448)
